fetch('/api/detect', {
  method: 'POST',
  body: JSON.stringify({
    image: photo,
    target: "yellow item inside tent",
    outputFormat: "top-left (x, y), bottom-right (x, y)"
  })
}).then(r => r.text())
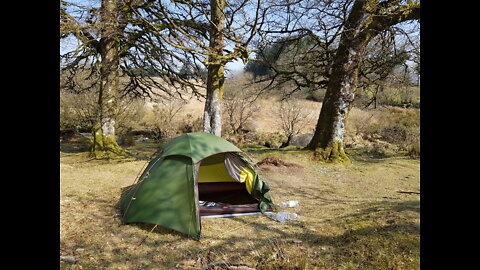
top-left (239, 166), bottom-right (254, 194)
top-left (197, 153), bottom-right (254, 194)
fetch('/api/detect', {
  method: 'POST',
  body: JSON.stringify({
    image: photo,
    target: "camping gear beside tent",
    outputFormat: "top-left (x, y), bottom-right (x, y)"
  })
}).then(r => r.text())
top-left (119, 132), bottom-right (275, 239)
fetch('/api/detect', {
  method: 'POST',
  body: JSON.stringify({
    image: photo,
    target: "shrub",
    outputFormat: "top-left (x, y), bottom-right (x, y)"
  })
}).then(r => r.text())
top-left (346, 106), bottom-right (420, 157)
top-left (222, 73), bottom-right (261, 134)
top-left (277, 99), bottom-right (314, 147)
top-left (118, 128), bottom-right (136, 147)
top-left (260, 132), bottom-right (287, 148)
top-left (407, 139), bottom-right (420, 158)
top-left (378, 107), bottom-right (419, 152)
top-left (180, 114), bottom-right (203, 133)
top-left (144, 99), bottom-right (187, 142)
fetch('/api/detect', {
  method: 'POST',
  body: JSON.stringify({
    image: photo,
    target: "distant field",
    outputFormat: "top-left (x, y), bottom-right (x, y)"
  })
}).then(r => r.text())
top-left (60, 142), bottom-right (420, 269)
top-left (174, 96), bottom-right (322, 135)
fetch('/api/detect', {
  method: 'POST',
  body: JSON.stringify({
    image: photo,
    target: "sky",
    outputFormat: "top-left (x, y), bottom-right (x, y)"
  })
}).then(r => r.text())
top-left (61, 0), bottom-right (249, 75)
top-left (225, 59), bottom-right (245, 73)
top-left (60, 33), bottom-right (246, 77)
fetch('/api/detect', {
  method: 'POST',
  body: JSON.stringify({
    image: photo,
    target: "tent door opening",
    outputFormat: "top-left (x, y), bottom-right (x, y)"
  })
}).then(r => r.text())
top-left (198, 182), bottom-right (260, 216)
top-left (196, 153), bottom-right (264, 217)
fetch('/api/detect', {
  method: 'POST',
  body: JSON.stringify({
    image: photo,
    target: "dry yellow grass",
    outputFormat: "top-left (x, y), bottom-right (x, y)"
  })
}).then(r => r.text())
top-left (61, 78), bottom-right (419, 269)
top-left (60, 144), bottom-right (419, 269)
top-left (151, 96), bottom-right (321, 135)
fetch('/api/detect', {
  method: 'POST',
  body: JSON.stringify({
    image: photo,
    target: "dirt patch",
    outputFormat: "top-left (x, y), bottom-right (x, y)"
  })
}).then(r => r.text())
top-left (256, 156), bottom-right (303, 171)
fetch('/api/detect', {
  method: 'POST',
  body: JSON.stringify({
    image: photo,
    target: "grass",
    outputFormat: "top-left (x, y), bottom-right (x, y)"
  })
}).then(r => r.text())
top-left (60, 141), bottom-right (419, 270)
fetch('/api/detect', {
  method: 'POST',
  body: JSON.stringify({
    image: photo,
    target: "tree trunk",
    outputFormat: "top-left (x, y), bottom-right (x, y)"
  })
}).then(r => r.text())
top-left (280, 135), bottom-right (293, 148)
top-left (203, 0), bottom-right (225, 137)
top-left (305, 0), bottom-right (372, 163)
top-left (90, 0), bottom-right (125, 158)
top-left (305, 0), bottom-right (420, 163)
top-left (204, 64), bottom-right (224, 136)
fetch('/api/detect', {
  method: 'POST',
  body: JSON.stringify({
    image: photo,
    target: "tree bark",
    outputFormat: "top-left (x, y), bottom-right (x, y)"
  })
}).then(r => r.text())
top-left (204, 64), bottom-right (224, 136)
top-left (306, 0), bottom-right (420, 163)
top-left (306, 0), bottom-right (370, 163)
top-left (203, 0), bottom-right (226, 137)
top-left (90, 0), bottom-right (125, 158)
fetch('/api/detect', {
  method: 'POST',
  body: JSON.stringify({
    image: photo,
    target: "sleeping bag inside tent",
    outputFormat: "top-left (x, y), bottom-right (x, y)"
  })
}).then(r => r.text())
top-left (119, 132), bottom-right (275, 239)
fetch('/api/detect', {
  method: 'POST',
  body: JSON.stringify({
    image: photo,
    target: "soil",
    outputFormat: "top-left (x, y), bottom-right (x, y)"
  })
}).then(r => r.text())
top-left (256, 156), bottom-right (303, 171)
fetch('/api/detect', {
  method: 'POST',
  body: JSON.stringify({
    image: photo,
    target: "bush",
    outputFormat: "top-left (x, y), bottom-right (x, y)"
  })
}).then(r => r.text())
top-left (222, 73), bottom-right (261, 134)
top-left (346, 106), bottom-right (420, 157)
top-left (180, 114), bottom-right (203, 133)
top-left (378, 107), bottom-right (419, 151)
top-left (118, 128), bottom-right (136, 147)
top-left (141, 99), bottom-right (187, 142)
top-left (259, 132), bottom-right (287, 148)
top-left (60, 128), bottom-right (79, 142)
top-left (407, 140), bottom-right (420, 158)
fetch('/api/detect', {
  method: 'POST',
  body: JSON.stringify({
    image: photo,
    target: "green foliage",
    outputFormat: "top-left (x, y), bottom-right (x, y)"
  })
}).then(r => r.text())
top-left (259, 132), bottom-right (288, 149)
top-left (245, 36), bottom-right (319, 78)
top-left (178, 63), bottom-right (207, 80)
top-left (244, 41), bottom-right (286, 77)
top-left (225, 131), bottom-right (287, 149)
top-left (125, 66), bottom-right (164, 77)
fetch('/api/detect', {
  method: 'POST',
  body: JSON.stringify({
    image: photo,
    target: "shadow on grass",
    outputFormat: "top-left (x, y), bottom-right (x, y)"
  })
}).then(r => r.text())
top-left (60, 142), bottom-right (90, 153)
top-left (244, 147), bottom-right (306, 156)
top-left (197, 198), bottom-right (420, 268)
top-left (244, 145), bottom-right (415, 166)
top-left (123, 141), bottom-right (163, 161)
top-left (60, 140), bottom-right (164, 162)
top-left (90, 192), bottom-right (419, 269)
top-left (128, 222), bottom-right (189, 241)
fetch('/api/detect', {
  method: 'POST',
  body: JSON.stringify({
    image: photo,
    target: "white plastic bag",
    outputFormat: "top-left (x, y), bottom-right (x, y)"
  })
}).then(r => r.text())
top-left (266, 212), bottom-right (300, 223)
top-left (278, 200), bottom-right (299, 208)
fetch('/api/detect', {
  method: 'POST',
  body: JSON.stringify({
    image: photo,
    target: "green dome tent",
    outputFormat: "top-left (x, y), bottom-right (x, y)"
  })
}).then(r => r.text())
top-left (119, 132), bottom-right (275, 239)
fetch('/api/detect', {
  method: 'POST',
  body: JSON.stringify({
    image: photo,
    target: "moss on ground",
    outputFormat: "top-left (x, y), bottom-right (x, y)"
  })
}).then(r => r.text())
top-left (312, 141), bottom-right (351, 164)
top-left (89, 124), bottom-right (126, 159)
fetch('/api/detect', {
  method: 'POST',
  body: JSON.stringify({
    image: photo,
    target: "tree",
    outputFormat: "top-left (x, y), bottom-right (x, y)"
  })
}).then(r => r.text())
top-left (247, 0), bottom-right (350, 97)
top-left (134, 0), bottom-right (264, 136)
top-left (248, 0), bottom-right (419, 162)
top-left (244, 41), bottom-right (284, 78)
top-left (277, 99), bottom-right (313, 148)
top-left (357, 27), bottom-right (418, 108)
top-left (89, 0), bottom-right (126, 158)
top-left (60, 0), bottom-right (128, 158)
top-left (60, 0), bottom-right (205, 157)
top-left (203, 0), bottom-right (226, 136)
top-left (306, 0), bottom-right (420, 163)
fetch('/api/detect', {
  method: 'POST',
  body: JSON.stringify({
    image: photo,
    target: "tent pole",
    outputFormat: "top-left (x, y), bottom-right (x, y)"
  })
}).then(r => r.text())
top-left (138, 224), bottom-right (158, 246)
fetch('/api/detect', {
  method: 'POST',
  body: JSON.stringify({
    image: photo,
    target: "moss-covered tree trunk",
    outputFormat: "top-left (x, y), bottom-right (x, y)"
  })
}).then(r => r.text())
top-left (90, 0), bottom-right (125, 159)
top-left (203, 0), bottom-right (226, 137)
top-left (305, 0), bottom-right (420, 163)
